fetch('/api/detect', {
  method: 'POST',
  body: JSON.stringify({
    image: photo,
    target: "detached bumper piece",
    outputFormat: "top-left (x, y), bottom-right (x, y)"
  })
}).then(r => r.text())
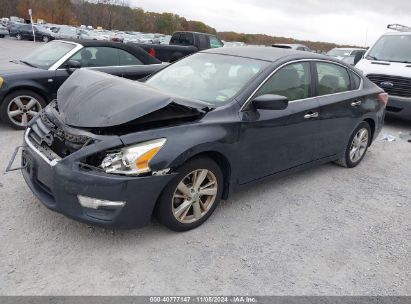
top-left (21, 128), bottom-right (175, 229)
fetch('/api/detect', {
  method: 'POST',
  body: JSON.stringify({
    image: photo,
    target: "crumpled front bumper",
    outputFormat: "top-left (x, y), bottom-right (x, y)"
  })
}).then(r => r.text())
top-left (21, 129), bottom-right (176, 229)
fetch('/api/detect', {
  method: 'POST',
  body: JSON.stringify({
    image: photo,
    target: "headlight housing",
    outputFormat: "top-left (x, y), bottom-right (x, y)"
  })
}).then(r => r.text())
top-left (0, 77), bottom-right (4, 89)
top-left (100, 138), bottom-right (166, 175)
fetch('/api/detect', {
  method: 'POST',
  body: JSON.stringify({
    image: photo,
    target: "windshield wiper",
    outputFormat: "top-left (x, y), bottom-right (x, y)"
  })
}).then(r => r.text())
top-left (19, 60), bottom-right (38, 68)
top-left (366, 55), bottom-right (379, 61)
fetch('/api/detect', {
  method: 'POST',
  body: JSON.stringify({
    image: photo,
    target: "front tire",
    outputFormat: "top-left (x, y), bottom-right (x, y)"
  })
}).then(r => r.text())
top-left (335, 122), bottom-right (371, 168)
top-left (42, 36), bottom-right (49, 43)
top-left (155, 157), bottom-right (224, 231)
top-left (0, 90), bottom-right (46, 130)
top-left (16, 33), bottom-right (22, 40)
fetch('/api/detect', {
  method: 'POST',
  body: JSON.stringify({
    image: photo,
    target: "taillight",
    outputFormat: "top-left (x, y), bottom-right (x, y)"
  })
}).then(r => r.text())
top-left (149, 47), bottom-right (156, 58)
top-left (378, 92), bottom-right (388, 107)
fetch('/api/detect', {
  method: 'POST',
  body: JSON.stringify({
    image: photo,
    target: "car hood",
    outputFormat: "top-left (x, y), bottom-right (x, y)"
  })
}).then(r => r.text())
top-left (0, 61), bottom-right (39, 76)
top-left (57, 69), bottom-right (211, 128)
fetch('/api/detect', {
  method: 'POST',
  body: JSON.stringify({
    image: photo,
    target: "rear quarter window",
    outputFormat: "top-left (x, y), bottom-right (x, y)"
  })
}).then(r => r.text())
top-left (351, 72), bottom-right (362, 89)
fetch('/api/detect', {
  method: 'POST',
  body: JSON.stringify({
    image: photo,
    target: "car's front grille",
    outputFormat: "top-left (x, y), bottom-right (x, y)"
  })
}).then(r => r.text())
top-left (29, 113), bottom-right (93, 158)
top-left (367, 74), bottom-right (411, 98)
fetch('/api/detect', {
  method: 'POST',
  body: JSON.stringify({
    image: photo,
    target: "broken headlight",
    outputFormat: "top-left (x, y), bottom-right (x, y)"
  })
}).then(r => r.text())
top-left (100, 138), bottom-right (166, 175)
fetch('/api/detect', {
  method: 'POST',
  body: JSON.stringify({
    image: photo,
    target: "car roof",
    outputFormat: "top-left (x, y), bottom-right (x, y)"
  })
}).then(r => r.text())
top-left (202, 46), bottom-right (327, 62)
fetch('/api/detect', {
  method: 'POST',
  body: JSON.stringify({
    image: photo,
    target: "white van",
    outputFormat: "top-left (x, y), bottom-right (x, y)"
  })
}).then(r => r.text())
top-left (356, 26), bottom-right (411, 120)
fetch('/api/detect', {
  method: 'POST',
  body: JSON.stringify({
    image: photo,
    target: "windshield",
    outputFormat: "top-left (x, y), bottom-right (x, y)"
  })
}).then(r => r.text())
top-left (327, 49), bottom-right (351, 57)
top-left (367, 35), bottom-right (411, 63)
top-left (21, 41), bottom-right (76, 69)
top-left (146, 53), bottom-right (269, 106)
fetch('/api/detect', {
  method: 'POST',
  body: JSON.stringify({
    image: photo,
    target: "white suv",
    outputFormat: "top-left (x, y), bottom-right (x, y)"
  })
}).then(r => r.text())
top-left (356, 31), bottom-right (411, 120)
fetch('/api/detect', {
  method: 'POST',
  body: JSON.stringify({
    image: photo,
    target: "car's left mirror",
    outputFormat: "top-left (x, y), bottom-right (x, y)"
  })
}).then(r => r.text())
top-left (66, 59), bottom-right (81, 71)
top-left (252, 94), bottom-right (289, 110)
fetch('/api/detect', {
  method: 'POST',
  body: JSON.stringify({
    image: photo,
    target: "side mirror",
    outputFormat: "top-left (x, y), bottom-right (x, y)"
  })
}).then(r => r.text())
top-left (66, 59), bottom-right (81, 71)
top-left (252, 94), bottom-right (289, 110)
top-left (353, 53), bottom-right (364, 65)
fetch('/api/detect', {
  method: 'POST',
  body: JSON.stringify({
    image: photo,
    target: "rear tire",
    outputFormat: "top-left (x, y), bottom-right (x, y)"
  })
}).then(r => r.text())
top-left (0, 34), bottom-right (4, 38)
top-left (155, 157), bottom-right (223, 232)
top-left (334, 122), bottom-right (371, 168)
top-left (0, 90), bottom-right (46, 130)
top-left (42, 36), bottom-right (49, 43)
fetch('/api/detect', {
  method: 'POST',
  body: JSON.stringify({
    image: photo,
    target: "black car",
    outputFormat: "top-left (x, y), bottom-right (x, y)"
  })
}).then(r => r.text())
top-left (15, 47), bottom-right (386, 231)
top-left (0, 40), bottom-right (163, 129)
top-left (12, 24), bottom-right (55, 42)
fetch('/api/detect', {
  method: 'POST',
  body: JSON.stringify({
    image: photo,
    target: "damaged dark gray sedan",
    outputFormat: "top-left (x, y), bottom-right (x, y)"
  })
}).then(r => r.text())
top-left (16, 47), bottom-right (387, 231)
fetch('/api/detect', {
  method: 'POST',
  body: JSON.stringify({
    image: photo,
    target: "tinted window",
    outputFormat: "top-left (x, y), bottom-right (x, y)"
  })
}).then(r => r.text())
top-left (209, 36), bottom-right (223, 48)
top-left (179, 33), bottom-right (194, 45)
top-left (118, 49), bottom-right (143, 66)
top-left (170, 33), bottom-right (180, 44)
top-left (316, 62), bottom-right (351, 95)
top-left (256, 62), bottom-right (311, 101)
top-left (71, 47), bottom-right (118, 67)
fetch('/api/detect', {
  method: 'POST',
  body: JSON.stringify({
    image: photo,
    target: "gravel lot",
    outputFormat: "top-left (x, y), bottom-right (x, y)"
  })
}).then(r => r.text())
top-left (0, 38), bottom-right (410, 296)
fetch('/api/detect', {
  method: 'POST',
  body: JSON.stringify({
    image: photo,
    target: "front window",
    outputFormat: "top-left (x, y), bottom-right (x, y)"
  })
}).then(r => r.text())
top-left (146, 53), bottom-right (269, 106)
top-left (20, 41), bottom-right (76, 69)
top-left (256, 62), bottom-right (311, 101)
top-left (367, 35), bottom-right (411, 63)
top-left (209, 36), bottom-right (223, 48)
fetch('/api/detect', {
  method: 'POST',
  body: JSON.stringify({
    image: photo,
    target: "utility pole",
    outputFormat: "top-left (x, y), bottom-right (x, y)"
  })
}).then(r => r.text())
top-left (29, 8), bottom-right (35, 43)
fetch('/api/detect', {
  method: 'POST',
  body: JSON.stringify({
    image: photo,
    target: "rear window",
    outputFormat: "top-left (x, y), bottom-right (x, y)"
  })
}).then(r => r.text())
top-left (316, 62), bottom-right (351, 95)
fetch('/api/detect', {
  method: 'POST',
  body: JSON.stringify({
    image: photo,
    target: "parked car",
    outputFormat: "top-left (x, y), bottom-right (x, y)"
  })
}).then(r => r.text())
top-left (52, 26), bottom-right (79, 40)
top-left (6, 21), bottom-right (25, 36)
top-left (356, 28), bottom-right (411, 120)
top-left (272, 44), bottom-right (312, 52)
top-left (135, 31), bottom-right (224, 62)
top-left (14, 47), bottom-right (386, 231)
top-left (12, 24), bottom-right (55, 42)
top-left (327, 48), bottom-right (367, 65)
top-left (0, 40), bottom-right (163, 129)
top-left (0, 24), bottom-right (8, 38)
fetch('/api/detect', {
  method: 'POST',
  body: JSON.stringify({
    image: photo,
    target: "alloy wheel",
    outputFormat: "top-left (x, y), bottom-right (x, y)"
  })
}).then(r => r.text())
top-left (172, 169), bottom-right (218, 224)
top-left (349, 128), bottom-right (369, 163)
top-left (7, 95), bottom-right (42, 127)
top-left (16, 34), bottom-right (22, 40)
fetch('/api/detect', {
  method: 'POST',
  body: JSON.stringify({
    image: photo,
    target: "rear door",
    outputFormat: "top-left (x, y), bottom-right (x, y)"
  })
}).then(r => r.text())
top-left (238, 61), bottom-right (322, 184)
top-left (314, 61), bottom-right (365, 158)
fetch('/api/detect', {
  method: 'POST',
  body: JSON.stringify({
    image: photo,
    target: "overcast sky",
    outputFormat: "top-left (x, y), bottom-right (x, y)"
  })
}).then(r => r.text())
top-left (129, 0), bottom-right (410, 46)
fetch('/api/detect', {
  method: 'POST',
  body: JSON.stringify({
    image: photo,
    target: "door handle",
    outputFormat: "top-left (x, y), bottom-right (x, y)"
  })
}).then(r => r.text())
top-left (351, 100), bottom-right (362, 107)
top-left (304, 112), bottom-right (319, 119)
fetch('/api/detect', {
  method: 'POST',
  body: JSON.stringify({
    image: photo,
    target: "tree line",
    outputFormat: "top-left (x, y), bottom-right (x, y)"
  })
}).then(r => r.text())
top-left (0, 0), bottom-right (354, 51)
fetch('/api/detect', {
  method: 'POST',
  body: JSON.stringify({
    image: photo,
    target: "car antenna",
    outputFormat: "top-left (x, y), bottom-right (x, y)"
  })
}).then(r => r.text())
top-left (387, 24), bottom-right (411, 32)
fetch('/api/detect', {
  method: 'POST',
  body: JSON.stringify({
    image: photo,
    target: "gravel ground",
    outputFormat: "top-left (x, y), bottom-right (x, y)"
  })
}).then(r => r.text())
top-left (0, 38), bottom-right (410, 296)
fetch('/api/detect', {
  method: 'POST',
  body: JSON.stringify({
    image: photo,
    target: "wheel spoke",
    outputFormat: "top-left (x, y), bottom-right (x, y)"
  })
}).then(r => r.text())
top-left (9, 110), bottom-right (22, 117)
top-left (177, 181), bottom-right (191, 197)
top-left (350, 148), bottom-right (356, 160)
top-left (13, 98), bottom-right (24, 109)
top-left (199, 187), bottom-right (217, 196)
top-left (174, 200), bottom-right (192, 218)
top-left (27, 110), bottom-right (39, 117)
top-left (193, 170), bottom-right (208, 189)
top-left (192, 201), bottom-right (201, 219)
top-left (26, 98), bottom-right (37, 110)
top-left (21, 113), bottom-right (28, 125)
